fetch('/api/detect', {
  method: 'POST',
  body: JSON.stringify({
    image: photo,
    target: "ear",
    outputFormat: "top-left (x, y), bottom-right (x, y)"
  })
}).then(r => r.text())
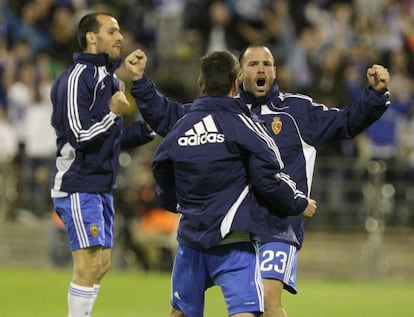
top-left (86, 31), bottom-right (96, 46)
top-left (230, 79), bottom-right (238, 96)
top-left (237, 69), bottom-right (243, 82)
top-left (197, 75), bottom-right (205, 94)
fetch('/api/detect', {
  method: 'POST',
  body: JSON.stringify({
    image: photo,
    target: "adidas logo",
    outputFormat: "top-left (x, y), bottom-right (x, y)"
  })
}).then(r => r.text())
top-left (178, 114), bottom-right (225, 146)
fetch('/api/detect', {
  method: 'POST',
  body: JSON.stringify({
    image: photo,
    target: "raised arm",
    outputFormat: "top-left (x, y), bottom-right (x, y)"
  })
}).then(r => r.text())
top-left (301, 64), bottom-right (391, 148)
top-left (124, 49), bottom-right (190, 136)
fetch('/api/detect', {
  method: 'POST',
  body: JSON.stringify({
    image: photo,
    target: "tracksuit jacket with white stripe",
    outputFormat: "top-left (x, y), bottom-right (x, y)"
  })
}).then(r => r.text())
top-left (152, 95), bottom-right (308, 249)
top-left (131, 76), bottom-right (390, 249)
top-left (50, 53), bottom-right (154, 196)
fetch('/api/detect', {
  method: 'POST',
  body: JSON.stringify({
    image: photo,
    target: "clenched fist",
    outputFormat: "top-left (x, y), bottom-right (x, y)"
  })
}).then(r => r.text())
top-left (110, 90), bottom-right (130, 115)
top-left (302, 198), bottom-right (317, 218)
top-left (367, 64), bottom-right (390, 93)
top-left (124, 49), bottom-right (148, 81)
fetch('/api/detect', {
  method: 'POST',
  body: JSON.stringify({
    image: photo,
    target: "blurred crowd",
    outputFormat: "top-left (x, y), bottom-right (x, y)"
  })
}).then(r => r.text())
top-left (0, 0), bottom-right (414, 267)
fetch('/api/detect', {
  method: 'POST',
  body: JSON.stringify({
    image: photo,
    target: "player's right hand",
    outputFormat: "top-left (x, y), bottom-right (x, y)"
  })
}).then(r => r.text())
top-left (110, 90), bottom-right (130, 115)
top-left (302, 198), bottom-right (317, 218)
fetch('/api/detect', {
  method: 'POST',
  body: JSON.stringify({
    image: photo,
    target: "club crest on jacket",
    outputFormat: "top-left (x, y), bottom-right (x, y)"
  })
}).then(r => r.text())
top-left (271, 117), bottom-right (282, 135)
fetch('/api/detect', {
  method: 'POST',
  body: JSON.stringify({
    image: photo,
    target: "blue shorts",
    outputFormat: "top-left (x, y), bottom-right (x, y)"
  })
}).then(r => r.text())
top-left (53, 193), bottom-right (115, 251)
top-left (259, 242), bottom-right (298, 294)
top-left (171, 241), bottom-right (264, 317)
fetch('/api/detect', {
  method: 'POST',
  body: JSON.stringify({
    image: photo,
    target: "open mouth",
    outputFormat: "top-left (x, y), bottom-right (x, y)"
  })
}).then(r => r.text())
top-left (256, 78), bottom-right (266, 87)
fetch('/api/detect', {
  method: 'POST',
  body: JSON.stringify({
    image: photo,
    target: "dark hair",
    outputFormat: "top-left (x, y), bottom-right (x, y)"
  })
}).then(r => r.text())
top-left (238, 45), bottom-right (273, 65)
top-left (199, 51), bottom-right (239, 96)
top-left (77, 12), bottom-right (112, 50)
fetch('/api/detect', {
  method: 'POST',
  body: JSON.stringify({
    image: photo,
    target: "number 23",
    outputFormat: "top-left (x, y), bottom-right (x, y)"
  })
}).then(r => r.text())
top-left (260, 250), bottom-right (287, 273)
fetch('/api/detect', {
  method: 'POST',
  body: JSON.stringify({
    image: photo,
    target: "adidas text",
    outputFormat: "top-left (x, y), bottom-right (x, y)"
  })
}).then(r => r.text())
top-left (178, 132), bottom-right (225, 146)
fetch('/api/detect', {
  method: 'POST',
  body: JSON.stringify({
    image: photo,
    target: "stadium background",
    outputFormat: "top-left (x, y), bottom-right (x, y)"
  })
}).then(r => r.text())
top-left (0, 0), bottom-right (414, 284)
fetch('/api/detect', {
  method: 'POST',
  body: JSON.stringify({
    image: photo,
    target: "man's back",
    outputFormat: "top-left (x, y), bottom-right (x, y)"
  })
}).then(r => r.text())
top-left (153, 95), bottom-right (308, 249)
top-left (153, 96), bottom-right (260, 249)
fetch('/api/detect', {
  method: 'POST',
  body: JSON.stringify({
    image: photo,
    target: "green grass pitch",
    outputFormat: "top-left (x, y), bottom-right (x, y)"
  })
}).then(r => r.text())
top-left (0, 267), bottom-right (411, 316)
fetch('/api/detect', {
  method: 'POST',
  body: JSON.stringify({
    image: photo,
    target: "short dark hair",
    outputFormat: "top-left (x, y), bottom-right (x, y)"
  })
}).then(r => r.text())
top-left (238, 45), bottom-right (274, 65)
top-left (77, 12), bottom-right (112, 50)
top-left (199, 51), bottom-right (239, 96)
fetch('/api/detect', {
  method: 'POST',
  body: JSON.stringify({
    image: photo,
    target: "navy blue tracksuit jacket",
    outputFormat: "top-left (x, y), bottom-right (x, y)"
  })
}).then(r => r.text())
top-left (132, 76), bottom-right (389, 248)
top-left (50, 53), bottom-right (154, 196)
top-left (152, 96), bottom-right (307, 249)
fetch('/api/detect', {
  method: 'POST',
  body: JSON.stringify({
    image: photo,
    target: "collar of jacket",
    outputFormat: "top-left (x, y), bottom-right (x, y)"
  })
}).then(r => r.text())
top-left (73, 52), bottom-right (122, 72)
top-left (238, 83), bottom-right (280, 108)
top-left (190, 96), bottom-right (251, 115)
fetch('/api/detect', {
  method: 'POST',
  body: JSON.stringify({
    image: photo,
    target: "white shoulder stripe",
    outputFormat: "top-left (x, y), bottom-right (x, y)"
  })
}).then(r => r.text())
top-left (67, 64), bottom-right (117, 143)
top-left (68, 64), bottom-right (85, 133)
top-left (238, 113), bottom-right (284, 168)
top-left (280, 92), bottom-right (313, 102)
top-left (280, 92), bottom-right (340, 112)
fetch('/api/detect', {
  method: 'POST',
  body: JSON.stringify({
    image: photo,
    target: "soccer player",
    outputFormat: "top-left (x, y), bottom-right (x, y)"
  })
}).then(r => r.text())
top-left (125, 46), bottom-right (390, 317)
top-left (237, 46), bottom-right (390, 317)
top-left (127, 50), bottom-right (316, 317)
top-left (50, 13), bottom-right (154, 316)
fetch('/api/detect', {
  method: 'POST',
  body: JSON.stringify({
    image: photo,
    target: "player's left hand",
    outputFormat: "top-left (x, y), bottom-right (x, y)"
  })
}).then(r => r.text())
top-left (124, 49), bottom-right (148, 81)
top-left (367, 64), bottom-right (390, 93)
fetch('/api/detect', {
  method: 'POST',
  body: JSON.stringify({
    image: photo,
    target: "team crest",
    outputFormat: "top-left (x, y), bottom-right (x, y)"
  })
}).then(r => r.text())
top-left (271, 117), bottom-right (282, 135)
top-left (90, 224), bottom-right (99, 237)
